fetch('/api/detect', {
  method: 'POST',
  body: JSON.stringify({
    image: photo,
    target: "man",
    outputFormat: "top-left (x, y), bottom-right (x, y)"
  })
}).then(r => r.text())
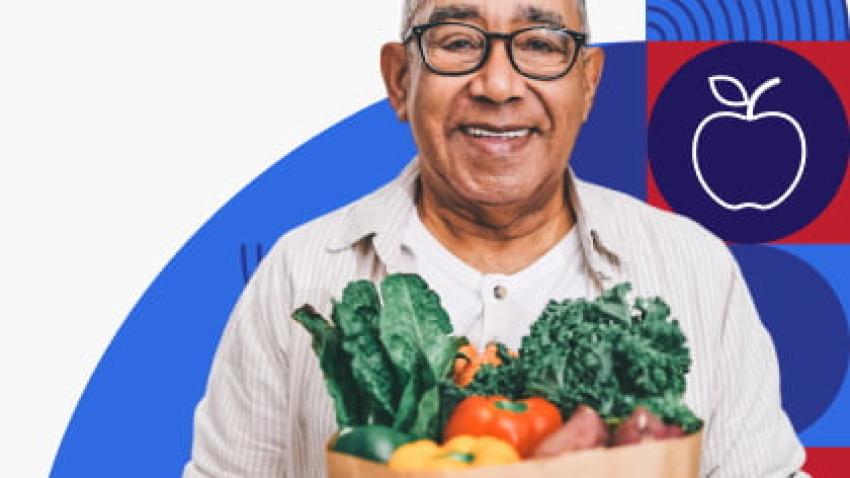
top-left (184, 0), bottom-right (807, 476)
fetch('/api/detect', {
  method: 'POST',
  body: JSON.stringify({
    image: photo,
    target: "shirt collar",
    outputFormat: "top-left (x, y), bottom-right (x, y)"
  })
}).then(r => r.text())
top-left (326, 158), bottom-right (627, 283)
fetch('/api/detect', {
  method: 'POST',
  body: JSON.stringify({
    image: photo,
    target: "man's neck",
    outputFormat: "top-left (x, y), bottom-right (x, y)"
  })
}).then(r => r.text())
top-left (416, 179), bottom-right (575, 275)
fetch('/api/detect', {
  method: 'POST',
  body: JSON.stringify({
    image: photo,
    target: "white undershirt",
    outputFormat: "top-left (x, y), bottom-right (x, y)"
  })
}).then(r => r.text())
top-left (399, 209), bottom-right (592, 352)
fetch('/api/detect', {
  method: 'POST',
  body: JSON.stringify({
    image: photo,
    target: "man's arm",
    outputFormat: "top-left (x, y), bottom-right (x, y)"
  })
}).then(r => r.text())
top-left (701, 259), bottom-right (808, 477)
top-left (184, 255), bottom-right (292, 477)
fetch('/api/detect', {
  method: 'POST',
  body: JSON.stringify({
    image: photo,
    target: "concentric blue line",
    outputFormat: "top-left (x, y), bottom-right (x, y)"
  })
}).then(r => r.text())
top-left (647, 0), bottom-right (850, 40)
top-left (648, 24), bottom-right (669, 41)
top-left (648, 6), bottom-right (684, 41)
top-left (717, 0), bottom-right (738, 40)
top-left (730, 0), bottom-right (751, 40)
top-left (670, 0), bottom-right (704, 40)
top-left (790, 0), bottom-right (803, 39)
top-left (692, 0), bottom-right (719, 39)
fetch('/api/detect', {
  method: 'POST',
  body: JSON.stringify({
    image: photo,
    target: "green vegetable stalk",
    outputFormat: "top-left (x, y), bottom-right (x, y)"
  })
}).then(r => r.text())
top-left (293, 274), bottom-right (467, 440)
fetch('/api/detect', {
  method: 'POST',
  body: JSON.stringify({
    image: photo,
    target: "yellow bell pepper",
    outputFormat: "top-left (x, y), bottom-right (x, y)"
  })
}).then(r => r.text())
top-left (388, 435), bottom-right (520, 471)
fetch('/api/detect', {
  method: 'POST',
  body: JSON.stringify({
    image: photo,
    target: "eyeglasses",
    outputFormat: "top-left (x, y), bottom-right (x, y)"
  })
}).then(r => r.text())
top-left (404, 22), bottom-right (587, 81)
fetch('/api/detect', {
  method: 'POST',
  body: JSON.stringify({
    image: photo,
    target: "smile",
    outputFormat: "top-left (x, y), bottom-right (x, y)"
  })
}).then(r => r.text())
top-left (461, 126), bottom-right (532, 139)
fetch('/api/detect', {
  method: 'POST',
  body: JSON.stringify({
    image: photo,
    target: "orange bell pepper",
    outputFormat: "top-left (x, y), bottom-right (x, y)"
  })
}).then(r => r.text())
top-left (443, 395), bottom-right (563, 458)
top-left (452, 343), bottom-right (517, 387)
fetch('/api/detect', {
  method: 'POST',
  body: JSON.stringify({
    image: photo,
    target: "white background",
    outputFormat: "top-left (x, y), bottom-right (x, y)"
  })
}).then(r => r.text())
top-left (1, 1), bottom-right (643, 475)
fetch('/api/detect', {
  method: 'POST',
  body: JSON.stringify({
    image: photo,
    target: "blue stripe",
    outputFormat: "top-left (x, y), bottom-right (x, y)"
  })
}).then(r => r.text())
top-left (790, 0), bottom-right (802, 39)
top-left (773, 0), bottom-right (790, 39)
top-left (750, 0), bottom-right (770, 39)
top-left (718, 0), bottom-right (738, 39)
top-left (829, 0), bottom-right (850, 39)
top-left (648, 23), bottom-right (669, 41)
top-left (825, 0), bottom-right (836, 39)
top-left (760, 0), bottom-right (781, 40)
top-left (740, 0), bottom-right (765, 40)
top-left (672, 0), bottom-right (706, 40)
top-left (732, 0), bottom-right (751, 39)
top-left (693, 0), bottom-right (719, 39)
top-left (804, 0), bottom-right (818, 39)
top-left (648, 6), bottom-right (685, 40)
top-left (798, 0), bottom-right (815, 39)
top-left (810, 0), bottom-right (831, 40)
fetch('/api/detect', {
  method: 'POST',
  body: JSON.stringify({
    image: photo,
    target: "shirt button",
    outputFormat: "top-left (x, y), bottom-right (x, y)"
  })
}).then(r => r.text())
top-left (493, 285), bottom-right (507, 300)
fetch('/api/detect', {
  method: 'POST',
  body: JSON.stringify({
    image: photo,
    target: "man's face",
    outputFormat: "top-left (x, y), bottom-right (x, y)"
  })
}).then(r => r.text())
top-left (383, 0), bottom-right (603, 212)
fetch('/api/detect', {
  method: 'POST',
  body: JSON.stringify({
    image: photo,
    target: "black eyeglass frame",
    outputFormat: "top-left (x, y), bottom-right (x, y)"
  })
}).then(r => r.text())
top-left (404, 21), bottom-right (588, 81)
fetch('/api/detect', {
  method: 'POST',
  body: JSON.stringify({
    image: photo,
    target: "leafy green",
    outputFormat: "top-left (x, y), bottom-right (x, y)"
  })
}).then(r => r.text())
top-left (448, 283), bottom-right (702, 433)
top-left (293, 274), bottom-right (466, 439)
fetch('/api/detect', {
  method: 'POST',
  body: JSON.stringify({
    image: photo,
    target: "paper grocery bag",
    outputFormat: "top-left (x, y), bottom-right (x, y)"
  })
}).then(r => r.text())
top-left (326, 430), bottom-right (702, 478)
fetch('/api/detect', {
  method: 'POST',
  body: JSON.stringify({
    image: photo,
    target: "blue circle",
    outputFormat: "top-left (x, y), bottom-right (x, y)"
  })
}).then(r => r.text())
top-left (732, 244), bottom-right (849, 432)
top-left (649, 42), bottom-right (848, 243)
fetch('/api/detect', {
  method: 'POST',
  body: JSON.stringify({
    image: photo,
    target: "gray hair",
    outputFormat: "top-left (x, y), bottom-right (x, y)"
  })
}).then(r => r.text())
top-left (400, 0), bottom-right (589, 39)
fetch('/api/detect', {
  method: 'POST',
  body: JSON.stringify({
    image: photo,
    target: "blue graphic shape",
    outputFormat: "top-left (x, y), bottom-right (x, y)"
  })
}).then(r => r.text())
top-left (649, 42), bottom-right (849, 243)
top-left (50, 43), bottom-right (647, 477)
top-left (778, 245), bottom-right (850, 446)
top-left (731, 245), bottom-right (849, 436)
top-left (647, 0), bottom-right (850, 40)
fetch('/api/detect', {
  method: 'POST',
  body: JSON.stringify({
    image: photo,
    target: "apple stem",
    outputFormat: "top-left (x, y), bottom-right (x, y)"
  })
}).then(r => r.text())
top-left (746, 77), bottom-right (782, 119)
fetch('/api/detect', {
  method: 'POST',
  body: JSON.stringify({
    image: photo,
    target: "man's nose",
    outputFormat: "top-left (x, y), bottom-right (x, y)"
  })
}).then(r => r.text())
top-left (468, 43), bottom-right (526, 104)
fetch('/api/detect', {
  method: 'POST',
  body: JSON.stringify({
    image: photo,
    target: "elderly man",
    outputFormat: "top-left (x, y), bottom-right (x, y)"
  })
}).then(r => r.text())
top-left (184, 0), bottom-right (807, 476)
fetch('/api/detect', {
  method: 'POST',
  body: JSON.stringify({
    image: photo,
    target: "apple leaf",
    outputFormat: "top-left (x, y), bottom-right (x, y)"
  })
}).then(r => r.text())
top-left (708, 75), bottom-right (749, 108)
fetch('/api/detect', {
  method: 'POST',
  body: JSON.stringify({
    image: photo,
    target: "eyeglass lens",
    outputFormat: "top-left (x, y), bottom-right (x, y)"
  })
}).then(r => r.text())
top-left (420, 24), bottom-right (579, 78)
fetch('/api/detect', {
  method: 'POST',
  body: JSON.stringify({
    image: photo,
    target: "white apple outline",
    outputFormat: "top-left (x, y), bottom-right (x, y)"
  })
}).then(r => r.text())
top-left (691, 75), bottom-right (807, 211)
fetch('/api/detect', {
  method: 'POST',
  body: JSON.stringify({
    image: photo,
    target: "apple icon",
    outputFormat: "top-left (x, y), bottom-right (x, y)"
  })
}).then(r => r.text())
top-left (691, 75), bottom-right (807, 211)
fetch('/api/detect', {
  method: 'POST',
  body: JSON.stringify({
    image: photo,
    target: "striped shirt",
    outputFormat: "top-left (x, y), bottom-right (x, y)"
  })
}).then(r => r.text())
top-left (184, 158), bottom-right (807, 477)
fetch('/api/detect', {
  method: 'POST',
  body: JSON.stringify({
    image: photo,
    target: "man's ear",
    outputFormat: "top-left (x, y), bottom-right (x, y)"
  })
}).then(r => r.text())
top-left (580, 47), bottom-right (605, 122)
top-left (381, 42), bottom-right (411, 122)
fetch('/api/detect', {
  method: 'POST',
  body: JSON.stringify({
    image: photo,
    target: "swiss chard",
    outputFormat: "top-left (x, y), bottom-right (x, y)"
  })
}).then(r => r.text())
top-left (293, 274), bottom-right (466, 439)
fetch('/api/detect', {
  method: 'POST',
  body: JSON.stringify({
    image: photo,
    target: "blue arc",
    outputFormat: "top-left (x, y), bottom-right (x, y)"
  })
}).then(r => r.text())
top-left (49, 42), bottom-right (651, 478)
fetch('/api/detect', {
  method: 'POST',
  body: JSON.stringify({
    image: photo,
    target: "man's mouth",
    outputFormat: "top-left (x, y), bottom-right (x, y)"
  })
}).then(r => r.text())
top-left (461, 126), bottom-right (532, 139)
top-left (458, 124), bottom-right (536, 155)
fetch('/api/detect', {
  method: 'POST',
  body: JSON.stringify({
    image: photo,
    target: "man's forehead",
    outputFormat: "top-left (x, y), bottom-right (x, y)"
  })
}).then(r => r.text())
top-left (418, 0), bottom-right (582, 28)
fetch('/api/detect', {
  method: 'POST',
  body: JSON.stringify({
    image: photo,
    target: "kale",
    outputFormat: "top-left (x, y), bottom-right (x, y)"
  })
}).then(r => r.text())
top-left (293, 274), bottom-right (466, 439)
top-left (458, 283), bottom-right (703, 433)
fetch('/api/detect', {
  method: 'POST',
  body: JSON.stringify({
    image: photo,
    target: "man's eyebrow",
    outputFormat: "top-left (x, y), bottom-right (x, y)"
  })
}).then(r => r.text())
top-left (428, 5), bottom-right (482, 23)
top-left (518, 5), bottom-right (565, 28)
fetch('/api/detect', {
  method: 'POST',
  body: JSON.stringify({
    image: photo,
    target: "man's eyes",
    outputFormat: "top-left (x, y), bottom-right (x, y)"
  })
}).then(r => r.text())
top-left (436, 36), bottom-right (483, 51)
top-left (517, 38), bottom-right (563, 54)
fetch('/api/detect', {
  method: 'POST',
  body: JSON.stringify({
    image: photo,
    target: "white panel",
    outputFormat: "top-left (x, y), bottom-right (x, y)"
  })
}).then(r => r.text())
top-left (0, 1), bottom-right (400, 475)
top-left (586, 0), bottom-right (647, 44)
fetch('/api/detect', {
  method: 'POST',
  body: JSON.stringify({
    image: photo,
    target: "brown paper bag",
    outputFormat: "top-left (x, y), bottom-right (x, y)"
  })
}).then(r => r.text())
top-left (327, 430), bottom-right (702, 478)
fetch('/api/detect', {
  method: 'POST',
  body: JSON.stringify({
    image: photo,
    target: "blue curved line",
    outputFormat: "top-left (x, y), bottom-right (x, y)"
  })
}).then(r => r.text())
top-left (696, 0), bottom-right (733, 39)
top-left (759, 0), bottom-right (780, 39)
top-left (648, 23), bottom-right (669, 41)
top-left (738, 0), bottom-right (764, 40)
top-left (822, 0), bottom-right (836, 39)
top-left (798, 0), bottom-right (815, 40)
top-left (749, 0), bottom-right (770, 39)
top-left (804, 0), bottom-right (818, 39)
top-left (671, 0), bottom-right (705, 40)
top-left (731, 0), bottom-right (751, 40)
top-left (832, 0), bottom-right (850, 40)
top-left (809, 0), bottom-right (830, 40)
top-left (789, 0), bottom-right (802, 39)
top-left (717, 0), bottom-right (737, 39)
top-left (648, 7), bottom-right (684, 40)
top-left (771, 0), bottom-right (787, 39)
top-left (693, 0), bottom-right (719, 39)
top-left (648, 2), bottom-right (696, 40)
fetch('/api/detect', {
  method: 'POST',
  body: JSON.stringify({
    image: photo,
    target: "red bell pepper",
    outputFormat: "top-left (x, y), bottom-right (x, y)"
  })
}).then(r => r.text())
top-left (443, 395), bottom-right (562, 458)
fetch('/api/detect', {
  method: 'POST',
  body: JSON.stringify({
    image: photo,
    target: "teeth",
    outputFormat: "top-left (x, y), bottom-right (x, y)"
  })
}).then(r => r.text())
top-left (464, 127), bottom-right (530, 139)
